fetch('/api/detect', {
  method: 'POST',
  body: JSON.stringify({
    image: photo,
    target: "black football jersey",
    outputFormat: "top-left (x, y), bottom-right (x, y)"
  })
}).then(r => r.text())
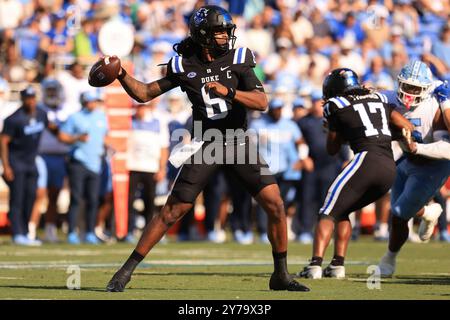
top-left (165, 47), bottom-right (264, 137)
top-left (323, 92), bottom-right (394, 156)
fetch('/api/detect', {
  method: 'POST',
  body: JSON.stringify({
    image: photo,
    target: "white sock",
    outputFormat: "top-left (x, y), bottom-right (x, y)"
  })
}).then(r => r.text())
top-left (379, 222), bottom-right (389, 235)
top-left (28, 222), bottom-right (37, 240)
top-left (422, 203), bottom-right (442, 220)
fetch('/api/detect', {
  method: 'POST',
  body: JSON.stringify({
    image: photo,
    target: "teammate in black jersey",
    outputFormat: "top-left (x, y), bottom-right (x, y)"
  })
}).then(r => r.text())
top-left (298, 68), bottom-right (413, 279)
top-left (105, 5), bottom-right (309, 292)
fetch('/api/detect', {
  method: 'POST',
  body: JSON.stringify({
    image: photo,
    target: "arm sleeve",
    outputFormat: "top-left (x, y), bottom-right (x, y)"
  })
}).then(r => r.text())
top-left (238, 67), bottom-right (264, 92)
top-left (237, 48), bottom-right (264, 92)
top-left (415, 130), bottom-right (450, 160)
top-left (163, 57), bottom-right (182, 89)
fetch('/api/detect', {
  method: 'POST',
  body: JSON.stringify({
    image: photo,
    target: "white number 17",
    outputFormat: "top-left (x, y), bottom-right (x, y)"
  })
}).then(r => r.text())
top-left (353, 102), bottom-right (391, 137)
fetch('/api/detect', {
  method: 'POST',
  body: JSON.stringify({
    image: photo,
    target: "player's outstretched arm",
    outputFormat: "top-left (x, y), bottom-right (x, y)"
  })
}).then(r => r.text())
top-left (117, 68), bottom-right (176, 103)
top-left (390, 110), bottom-right (414, 132)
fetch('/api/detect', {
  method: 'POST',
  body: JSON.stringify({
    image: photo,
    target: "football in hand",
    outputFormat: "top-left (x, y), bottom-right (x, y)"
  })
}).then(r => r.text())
top-left (88, 56), bottom-right (121, 87)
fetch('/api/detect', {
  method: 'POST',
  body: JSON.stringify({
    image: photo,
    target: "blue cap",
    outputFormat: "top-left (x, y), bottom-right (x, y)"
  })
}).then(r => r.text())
top-left (311, 90), bottom-right (323, 102)
top-left (20, 86), bottom-right (37, 98)
top-left (80, 90), bottom-right (102, 103)
top-left (292, 97), bottom-right (305, 109)
top-left (269, 99), bottom-right (284, 110)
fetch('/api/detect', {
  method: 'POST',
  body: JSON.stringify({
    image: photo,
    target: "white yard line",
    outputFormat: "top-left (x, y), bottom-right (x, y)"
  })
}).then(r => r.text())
top-left (0, 260), bottom-right (370, 269)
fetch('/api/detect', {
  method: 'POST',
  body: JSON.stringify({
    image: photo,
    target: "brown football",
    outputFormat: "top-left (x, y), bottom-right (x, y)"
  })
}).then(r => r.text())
top-left (88, 56), bottom-right (121, 87)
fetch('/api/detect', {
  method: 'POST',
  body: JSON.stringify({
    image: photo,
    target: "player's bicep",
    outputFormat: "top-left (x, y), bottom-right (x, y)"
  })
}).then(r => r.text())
top-left (238, 67), bottom-right (264, 92)
top-left (390, 109), bottom-right (414, 131)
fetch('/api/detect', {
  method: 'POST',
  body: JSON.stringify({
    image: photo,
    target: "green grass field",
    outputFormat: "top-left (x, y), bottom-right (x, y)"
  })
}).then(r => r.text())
top-left (0, 236), bottom-right (449, 300)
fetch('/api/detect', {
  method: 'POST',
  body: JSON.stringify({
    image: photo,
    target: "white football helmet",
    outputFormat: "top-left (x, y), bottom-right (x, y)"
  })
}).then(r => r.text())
top-left (397, 60), bottom-right (433, 110)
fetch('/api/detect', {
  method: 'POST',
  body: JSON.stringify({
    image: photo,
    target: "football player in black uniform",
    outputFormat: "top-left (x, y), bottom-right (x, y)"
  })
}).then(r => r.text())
top-left (298, 68), bottom-right (413, 279)
top-left (105, 5), bottom-right (309, 292)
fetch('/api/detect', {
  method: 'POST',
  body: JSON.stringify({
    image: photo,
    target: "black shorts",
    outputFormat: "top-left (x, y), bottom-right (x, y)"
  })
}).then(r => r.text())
top-left (319, 151), bottom-right (396, 221)
top-left (170, 139), bottom-right (277, 204)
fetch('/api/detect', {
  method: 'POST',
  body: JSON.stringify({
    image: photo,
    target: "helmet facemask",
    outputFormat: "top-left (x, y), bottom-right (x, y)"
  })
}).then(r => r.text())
top-left (397, 77), bottom-right (431, 110)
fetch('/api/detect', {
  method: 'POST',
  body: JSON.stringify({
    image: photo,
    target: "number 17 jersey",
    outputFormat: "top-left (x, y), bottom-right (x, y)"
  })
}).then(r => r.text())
top-left (166, 47), bottom-right (264, 136)
top-left (323, 92), bottom-right (394, 157)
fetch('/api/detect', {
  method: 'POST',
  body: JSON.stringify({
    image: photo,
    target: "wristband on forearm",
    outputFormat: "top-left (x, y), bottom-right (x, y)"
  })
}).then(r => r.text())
top-left (117, 67), bottom-right (127, 81)
top-left (226, 87), bottom-right (236, 100)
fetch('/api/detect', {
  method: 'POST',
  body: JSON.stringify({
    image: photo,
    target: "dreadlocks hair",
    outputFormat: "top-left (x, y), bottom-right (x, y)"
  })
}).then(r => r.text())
top-left (341, 86), bottom-right (373, 97)
top-left (173, 37), bottom-right (198, 57)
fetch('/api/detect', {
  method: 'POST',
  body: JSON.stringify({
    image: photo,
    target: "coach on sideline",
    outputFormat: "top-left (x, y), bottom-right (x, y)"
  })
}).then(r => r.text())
top-left (1, 86), bottom-right (52, 246)
top-left (58, 90), bottom-right (108, 244)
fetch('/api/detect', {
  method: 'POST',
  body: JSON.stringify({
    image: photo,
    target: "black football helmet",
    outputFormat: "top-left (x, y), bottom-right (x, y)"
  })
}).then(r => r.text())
top-left (322, 68), bottom-right (362, 100)
top-left (189, 5), bottom-right (236, 54)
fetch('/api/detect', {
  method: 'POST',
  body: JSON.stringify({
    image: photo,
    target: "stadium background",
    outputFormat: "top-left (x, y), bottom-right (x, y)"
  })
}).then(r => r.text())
top-left (0, 0), bottom-right (449, 242)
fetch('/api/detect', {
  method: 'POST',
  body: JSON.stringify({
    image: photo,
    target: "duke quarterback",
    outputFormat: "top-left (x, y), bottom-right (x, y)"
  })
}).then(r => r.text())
top-left (103, 5), bottom-right (309, 292)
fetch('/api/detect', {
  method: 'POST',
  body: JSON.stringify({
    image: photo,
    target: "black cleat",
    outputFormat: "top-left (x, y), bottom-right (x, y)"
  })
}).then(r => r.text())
top-left (269, 273), bottom-right (310, 292)
top-left (106, 269), bottom-right (131, 292)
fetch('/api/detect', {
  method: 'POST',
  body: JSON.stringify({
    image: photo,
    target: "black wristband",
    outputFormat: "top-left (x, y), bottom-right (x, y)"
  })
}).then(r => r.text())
top-left (226, 87), bottom-right (236, 100)
top-left (117, 67), bottom-right (127, 80)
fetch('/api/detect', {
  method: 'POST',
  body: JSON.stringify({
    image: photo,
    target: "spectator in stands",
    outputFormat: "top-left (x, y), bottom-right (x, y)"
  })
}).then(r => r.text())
top-left (45, 10), bottom-right (73, 59)
top-left (15, 15), bottom-right (46, 64)
top-left (73, 17), bottom-right (95, 60)
top-left (431, 23), bottom-right (450, 77)
top-left (309, 7), bottom-right (333, 50)
top-left (36, 78), bottom-right (70, 242)
top-left (387, 48), bottom-right (408, 80)
top-left (334, 12), bottom-right (365, 44)
top-left (126, 101), bottom-right (169, 243)
top-left (290, 8), bottom-right (313, 48)
top-left (391, 0), bottom-right (419, 41)
top-left (245, 14), bottom-right (273, 59)
top-left (337, 37), bottom-right (365, 76)
top-left (298, 38), bottom-right (330, 88)
top-left (363, 4), bottom-right (390, 49)
top-left (0, 86), bottom-right (51, 246)
top-left (362, 55), bottom-right (395, 90)
top-left (294, 91), bottom-right (348, 244)
top-left (381, 26), bottom-right (406, 66)
top-left (58, 61), bottom-right (91, 115)
top-left (58, 90), bottom-right (108, 244)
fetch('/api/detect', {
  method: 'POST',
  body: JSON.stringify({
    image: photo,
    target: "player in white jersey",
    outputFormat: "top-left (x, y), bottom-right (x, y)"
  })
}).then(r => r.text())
top-left (378, 60), bottom-right (450, 277)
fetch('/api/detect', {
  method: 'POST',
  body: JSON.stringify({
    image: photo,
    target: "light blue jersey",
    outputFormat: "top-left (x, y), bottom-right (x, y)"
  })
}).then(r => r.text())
top-left (61, 108), bottom-right (108, 174)
top-left (382, 88), bottom-right (450, 220)
top-left (250, 115), bottom-right (302, 176)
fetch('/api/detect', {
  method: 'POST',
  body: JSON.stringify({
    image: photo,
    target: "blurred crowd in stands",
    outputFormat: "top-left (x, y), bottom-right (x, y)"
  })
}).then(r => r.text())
top-left (0, 0), bottom-right (449, 245)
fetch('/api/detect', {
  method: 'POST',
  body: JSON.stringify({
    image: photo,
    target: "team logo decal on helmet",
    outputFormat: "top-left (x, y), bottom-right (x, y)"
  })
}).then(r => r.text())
top-left (193, 8), bottom-right (209, 26)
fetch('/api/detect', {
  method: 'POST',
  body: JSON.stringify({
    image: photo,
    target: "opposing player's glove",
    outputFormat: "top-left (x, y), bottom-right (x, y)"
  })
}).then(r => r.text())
top-left (434, 81), bottom-right (450, 103)
top-left (399, 128), bottom-right (417, 154)
top-left (434, 81), bottom-right (450, 112)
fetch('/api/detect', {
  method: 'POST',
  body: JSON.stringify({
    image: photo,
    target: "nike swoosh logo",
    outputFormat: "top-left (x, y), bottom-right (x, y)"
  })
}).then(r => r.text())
top-left (221, 66), bottom-right (230, 71)
top-left (256, 85), bottom-right (263, 88)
